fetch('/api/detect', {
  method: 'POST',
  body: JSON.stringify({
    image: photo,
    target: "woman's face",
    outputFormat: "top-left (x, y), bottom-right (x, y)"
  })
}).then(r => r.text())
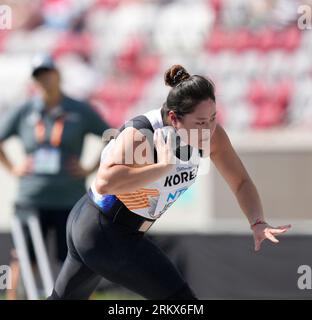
top-left (169, 99), bottom-right (217, 149)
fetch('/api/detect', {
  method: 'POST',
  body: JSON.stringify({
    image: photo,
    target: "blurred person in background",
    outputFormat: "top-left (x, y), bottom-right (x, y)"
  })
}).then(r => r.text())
top-left (0, 54), bottom-right (110, 299)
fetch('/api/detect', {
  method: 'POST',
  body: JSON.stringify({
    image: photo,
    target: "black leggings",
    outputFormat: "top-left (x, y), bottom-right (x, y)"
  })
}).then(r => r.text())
top-left (48, 194), bottom-right (197, 300)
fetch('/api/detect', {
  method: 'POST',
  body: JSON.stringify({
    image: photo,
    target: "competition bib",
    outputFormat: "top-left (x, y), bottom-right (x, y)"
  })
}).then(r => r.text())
top-left (147, 165), bottom-right (199, 218)
top-left (33, 147), bottom-right (61, 174)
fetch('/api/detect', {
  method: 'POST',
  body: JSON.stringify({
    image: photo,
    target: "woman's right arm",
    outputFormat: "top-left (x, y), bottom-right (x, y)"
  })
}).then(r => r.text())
top-left (95, 127), bottom-right (174, 194)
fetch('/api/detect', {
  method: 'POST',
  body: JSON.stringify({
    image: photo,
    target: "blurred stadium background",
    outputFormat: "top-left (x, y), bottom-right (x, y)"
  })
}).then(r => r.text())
top-left (1, 0), bottom-right (312, 299)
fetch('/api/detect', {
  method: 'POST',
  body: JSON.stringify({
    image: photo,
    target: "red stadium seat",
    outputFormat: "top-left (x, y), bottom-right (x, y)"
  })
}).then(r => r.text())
top-left (283, 26), bottom-right (301, 52)
top-left (247, 81), bottom-right (268, 106)
top-left (250, 78), bottom-right (292, 128)
top-left (53, 31), bottom-right (94, 59)
top-left (275, 26), bottom-right (301, 52)
top-left (137, 55), bottom-right (160, 80)
top-left (0, 30), bottom-right (9, 53)
top-left (94, 0), bottom-right (120, 10)
top-left (259, 28), bottom-right (276, 52)
top-left (205, 28), bottom-right (229, 53)
top-left (232, 29), bottom-right (251, 52)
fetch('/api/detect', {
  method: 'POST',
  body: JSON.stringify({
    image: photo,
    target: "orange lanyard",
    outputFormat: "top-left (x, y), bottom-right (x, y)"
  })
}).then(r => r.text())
top-left (35, 117), bottom-right (64, 147)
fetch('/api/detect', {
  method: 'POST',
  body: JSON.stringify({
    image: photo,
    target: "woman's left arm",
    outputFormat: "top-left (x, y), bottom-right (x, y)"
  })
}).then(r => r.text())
top-left (210, 124), bottom-right (291, 251)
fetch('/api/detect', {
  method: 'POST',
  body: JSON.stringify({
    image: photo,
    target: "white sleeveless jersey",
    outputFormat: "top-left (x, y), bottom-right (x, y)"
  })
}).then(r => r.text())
top-left (91, 107), bottom-right (201, 220)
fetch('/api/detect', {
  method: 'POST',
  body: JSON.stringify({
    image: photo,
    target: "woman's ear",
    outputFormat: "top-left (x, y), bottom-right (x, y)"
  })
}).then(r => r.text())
top-left (169, 112), bottom-right (177, 125)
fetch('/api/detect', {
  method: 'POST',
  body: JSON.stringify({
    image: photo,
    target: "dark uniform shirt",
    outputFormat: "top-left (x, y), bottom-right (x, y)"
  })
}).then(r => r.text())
top-left (0, 95), bottom-right (109, 209)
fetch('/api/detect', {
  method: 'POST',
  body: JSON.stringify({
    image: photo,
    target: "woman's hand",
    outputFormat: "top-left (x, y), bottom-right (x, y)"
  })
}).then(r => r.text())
top-left (154, 128), bottom-right (175, 169)
top-left (252, 222), bottom-right (291, 251)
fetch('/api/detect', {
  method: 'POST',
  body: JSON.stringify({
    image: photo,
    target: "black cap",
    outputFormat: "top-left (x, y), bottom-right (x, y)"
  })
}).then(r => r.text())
top-left (31, 54), bottom-right (57, 77)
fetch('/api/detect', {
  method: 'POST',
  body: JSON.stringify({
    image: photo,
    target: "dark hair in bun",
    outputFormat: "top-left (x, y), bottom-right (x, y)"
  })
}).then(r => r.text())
top-left (163, 64), bottom-right (216, 118)
top-left (164, 65), bottom-right (191, 87)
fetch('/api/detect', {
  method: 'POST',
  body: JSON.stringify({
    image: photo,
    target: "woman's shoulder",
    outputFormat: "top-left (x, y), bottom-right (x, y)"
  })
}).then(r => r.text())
top-left (118, 108), bottom-right (160, 136)
top-left (210, 124), bottom-right (233, 156)
top-left (120, 114), bottom-right (153, 132)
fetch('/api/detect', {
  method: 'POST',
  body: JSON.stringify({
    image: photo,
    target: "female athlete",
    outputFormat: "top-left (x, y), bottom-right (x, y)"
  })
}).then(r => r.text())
top-left (48, 65), bottom-right (291, 300)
